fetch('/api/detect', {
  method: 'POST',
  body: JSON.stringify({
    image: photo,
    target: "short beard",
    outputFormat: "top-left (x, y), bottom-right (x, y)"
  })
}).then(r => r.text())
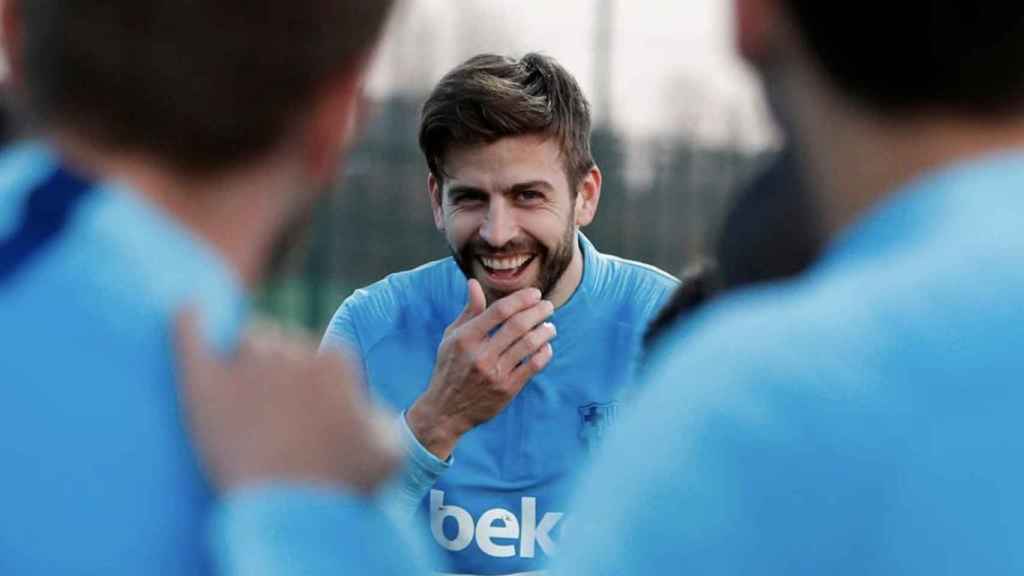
top-left (452, 219), bottom-right (577, 305)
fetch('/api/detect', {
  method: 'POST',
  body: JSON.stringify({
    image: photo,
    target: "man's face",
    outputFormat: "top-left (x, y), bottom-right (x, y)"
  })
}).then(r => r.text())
top-left (431, 135), bottom-right (585, 305)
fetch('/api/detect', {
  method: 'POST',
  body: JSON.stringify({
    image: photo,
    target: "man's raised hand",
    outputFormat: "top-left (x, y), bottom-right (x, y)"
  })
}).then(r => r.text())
top-left (406, 280), bottom-right (556, 459)
top-left (174, 310), bottom-right (401, 494)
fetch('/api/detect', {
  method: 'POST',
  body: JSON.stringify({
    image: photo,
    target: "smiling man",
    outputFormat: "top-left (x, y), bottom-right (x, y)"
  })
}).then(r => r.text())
top-left (321, 53), bottom-right (677, 575)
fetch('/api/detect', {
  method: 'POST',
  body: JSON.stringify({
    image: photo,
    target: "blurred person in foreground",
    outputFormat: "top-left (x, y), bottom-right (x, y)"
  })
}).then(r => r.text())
top-left (181, 0), bottom-right (1024, 573)
top-left (0, 1), bottom-right (413, 573)
top-left (643, 148), bottom-right (824, 352)
top-left (320, 53), bottom-right (677, 575)
top-left (560, 0), bottom-right (1024, 573)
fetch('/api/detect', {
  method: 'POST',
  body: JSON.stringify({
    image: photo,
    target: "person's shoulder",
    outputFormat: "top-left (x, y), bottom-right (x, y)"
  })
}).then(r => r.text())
top-left (340, 257), bottom-right (458, 315)
top-left (2, 178), bottom-right (166, 321)
top-left (588, 245), bottom-right (679, 320)
top-left (600, 252), bottom-right (679, 290)
top-left (642, 226), bottom-right (983, 408)
top-left (326, 257), bottom-right (460, 351)
top-left (4, 176), bottom-right (243, 357)
top-left (1, 234), bottom-right (177, 384)
top-left (657, 155), bottom-right (1024, 390)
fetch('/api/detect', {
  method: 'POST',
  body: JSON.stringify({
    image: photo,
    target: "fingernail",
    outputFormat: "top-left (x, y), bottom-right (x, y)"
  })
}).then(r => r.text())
top-left (544, 322), bottom-right (557, 336)
top-left (529, 288), bottom-right (542, 301)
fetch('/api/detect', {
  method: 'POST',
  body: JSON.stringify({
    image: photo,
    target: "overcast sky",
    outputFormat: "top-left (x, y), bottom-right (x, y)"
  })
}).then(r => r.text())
top-left (0, 1), bottom-right (774, 148)
top-left (368, 0), bottom-right (777, 149)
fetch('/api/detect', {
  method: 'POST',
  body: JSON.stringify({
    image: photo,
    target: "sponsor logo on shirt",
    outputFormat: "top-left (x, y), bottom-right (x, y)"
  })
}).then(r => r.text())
top-left (430, 490), bottom-right (564, 559)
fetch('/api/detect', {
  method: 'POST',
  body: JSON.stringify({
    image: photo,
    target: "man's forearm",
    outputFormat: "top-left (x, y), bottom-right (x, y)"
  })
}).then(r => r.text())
top-left (212, 486), bottom-right (427, 576)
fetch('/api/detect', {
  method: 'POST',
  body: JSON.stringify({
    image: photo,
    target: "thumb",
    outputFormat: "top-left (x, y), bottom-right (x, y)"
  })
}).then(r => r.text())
top-left (448, 279), bottom-right (487, 332)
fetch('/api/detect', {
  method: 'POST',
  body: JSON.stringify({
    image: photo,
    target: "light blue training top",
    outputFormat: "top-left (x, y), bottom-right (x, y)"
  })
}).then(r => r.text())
top-left (555, 149), bottom-right (1024, 575)
top-left (321, 233), bottom-right (677, 574)
top-left (0, 143), bottom-right (420, 575)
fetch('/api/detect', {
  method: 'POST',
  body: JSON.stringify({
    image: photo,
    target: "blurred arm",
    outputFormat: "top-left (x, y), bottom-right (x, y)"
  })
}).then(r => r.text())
top-left (212, 487), bottom-right (428, 576)
top-left (319, 303), bottom-right (453, 520)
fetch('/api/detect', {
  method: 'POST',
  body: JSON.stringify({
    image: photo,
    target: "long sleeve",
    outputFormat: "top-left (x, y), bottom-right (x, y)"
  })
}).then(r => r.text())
top-left (211, 486), bottom-right (432, 576)
top-left (375, 412), bottom-right (452, 521)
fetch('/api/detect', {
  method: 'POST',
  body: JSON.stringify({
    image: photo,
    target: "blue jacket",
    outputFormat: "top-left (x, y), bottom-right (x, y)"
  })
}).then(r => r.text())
top-left (322, 233), bottom-right (677, 574)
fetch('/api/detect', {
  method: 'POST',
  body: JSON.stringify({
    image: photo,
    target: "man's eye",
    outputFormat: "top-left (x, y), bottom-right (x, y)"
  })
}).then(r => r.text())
top-left (517, 190), bottom-right (543, 201)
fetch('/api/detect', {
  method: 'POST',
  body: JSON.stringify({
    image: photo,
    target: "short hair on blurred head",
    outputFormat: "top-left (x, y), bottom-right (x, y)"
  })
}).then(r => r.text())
top-left (643, 259), bottom-right (723, 351)
top-left (18, 0), bottom-right (394, 174)
top-left (642, 149), bottom-right (824, 352)
top-left (783, 1), bottom-right (1024, 115)
top-left (715, 148), bottom-right (823, 288)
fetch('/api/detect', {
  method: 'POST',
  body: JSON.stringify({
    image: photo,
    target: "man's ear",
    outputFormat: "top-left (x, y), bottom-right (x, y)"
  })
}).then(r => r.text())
top-left (574, 166), bottom-right (601, 227)
top-left (428, 173), bottom-right (444, 231)
top-left (735, 0), bottom-right (783, 66)
top-left (303, 58), bottom-right (372, 187)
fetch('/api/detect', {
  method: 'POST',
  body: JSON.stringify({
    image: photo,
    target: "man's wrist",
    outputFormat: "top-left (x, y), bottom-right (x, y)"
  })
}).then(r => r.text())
top-left (405, 401), bottom-right (462, 460)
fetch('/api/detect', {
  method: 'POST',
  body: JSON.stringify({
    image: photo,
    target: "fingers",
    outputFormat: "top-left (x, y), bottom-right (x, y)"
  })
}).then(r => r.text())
top-left (467, 279), bottom-right (486, 317)
top-left (487, 299), bottom-right (555, 353)
top-left (497, 321), bottom-right (556, 372)
top-left (355, 405), bottom-right (405, 489)
top-left (174, 307), bottom-right (218, 406)
top-left (175, 313), bottom-right (403, 494)
top-left (462, 286), bottom-right (544, 339)
top-left (310, 353), bottom-right (403, 492)
top-left (314, 348), bottom-right (367, 405)
top-left (446, 279), bottom-right (488, 335)
top-left (507, 342), bottom-right (554, 391)
top-left (173, 306), bottom-right (235, 488)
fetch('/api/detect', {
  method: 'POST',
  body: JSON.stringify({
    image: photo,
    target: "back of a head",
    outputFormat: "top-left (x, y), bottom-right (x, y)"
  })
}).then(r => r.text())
top-left (419, 53), bottom-right (595, 190)
top-left (782, 1), bottom-right (1024, 114)
top-left (643, 150), bottom-right (823, 353)
top-left (643, 260), bottom-right (724, 352)
top-left (716, 148), bottom-right (824, 289)
top-left (16, 0), bottom-right (394, 174)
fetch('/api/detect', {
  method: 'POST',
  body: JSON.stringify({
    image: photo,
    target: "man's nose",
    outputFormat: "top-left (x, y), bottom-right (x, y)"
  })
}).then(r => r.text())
top-left (478, 199), bottom-right (518, 248)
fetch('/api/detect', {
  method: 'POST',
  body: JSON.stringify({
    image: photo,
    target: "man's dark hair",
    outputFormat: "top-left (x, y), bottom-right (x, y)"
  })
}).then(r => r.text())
top-left (783, 2), bottom-right (1024, 114)
top-left (17, 0), bottom-right (394, 174)
top-left (419, 53), bottom-right (595, 192)
top-left (716, 148), bottom-right (824, 288)
top-left (643, 260), bottom-right (723, 352)
top-left (643, 149), bottom-right (824, 353)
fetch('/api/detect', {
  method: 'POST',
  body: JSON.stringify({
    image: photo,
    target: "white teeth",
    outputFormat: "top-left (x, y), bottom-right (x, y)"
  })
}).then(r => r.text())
top-left (481, 255), bottom-right (530, 271)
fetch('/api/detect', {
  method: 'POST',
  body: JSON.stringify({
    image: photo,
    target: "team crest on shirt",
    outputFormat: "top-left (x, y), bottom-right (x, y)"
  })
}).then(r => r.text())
top-left (578, 401), bottom-right (619, 453)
